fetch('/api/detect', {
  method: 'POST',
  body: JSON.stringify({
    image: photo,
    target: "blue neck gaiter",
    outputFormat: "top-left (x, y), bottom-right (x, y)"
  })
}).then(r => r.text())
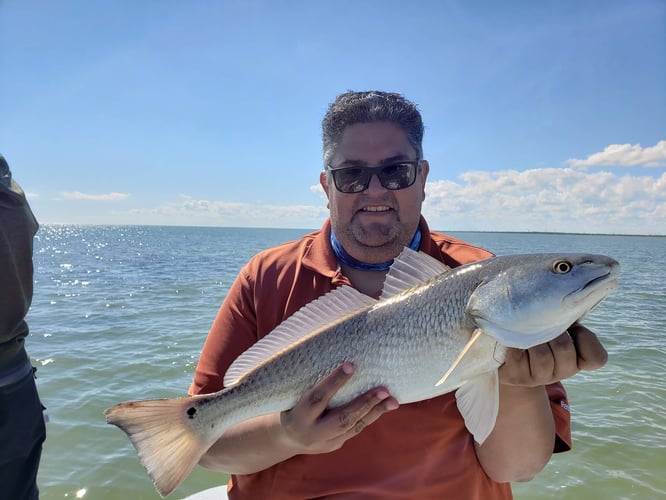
top-left (330, 227), bottom-right (422, 272)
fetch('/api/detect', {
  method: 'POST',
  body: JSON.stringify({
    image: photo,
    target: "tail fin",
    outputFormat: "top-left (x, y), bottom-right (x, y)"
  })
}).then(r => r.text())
top-left (105, 397), bottom-right (210, 497)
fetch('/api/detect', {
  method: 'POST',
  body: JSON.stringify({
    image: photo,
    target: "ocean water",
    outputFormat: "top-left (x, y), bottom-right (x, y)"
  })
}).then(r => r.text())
top-left (24, 226), bottom-right (665, 500)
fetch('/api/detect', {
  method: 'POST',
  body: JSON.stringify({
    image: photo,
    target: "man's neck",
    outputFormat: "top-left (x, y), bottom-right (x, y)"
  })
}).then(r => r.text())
top-left (340, 264), bottom-right (388, 298)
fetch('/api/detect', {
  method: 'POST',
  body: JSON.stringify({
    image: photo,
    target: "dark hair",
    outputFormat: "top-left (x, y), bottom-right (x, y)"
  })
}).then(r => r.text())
top-left (322, 91), bottom-right (424, 166)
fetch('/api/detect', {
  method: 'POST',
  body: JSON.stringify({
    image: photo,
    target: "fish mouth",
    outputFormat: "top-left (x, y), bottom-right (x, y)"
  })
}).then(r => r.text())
top-left (568, 272), bottom-right (617, 298)
top-left (569, 268), bottom-right (619, 319)
top-left (568, 259), bottom-right (620, 299)
top-left (583, 271), bottom-right (612, 290)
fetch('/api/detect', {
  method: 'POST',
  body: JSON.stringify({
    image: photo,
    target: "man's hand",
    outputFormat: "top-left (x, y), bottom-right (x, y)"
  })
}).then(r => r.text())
top-left (280, 363), bottom-right (399, 454)
top-left (499, 323), bottom-right (608, 387)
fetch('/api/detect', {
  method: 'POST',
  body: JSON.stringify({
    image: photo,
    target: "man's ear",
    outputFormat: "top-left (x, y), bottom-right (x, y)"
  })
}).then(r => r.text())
top-left (420, 160), bottom-right (430, 200)
top-left (320, 171), bottom-right (331, 198)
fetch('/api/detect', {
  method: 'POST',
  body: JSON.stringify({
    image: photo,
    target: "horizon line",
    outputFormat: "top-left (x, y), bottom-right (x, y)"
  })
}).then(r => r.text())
top-left (36, 223), bottom-right (666, 238)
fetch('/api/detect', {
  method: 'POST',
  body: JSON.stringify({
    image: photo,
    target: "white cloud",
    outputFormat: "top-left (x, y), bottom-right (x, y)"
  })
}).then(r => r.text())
top-left (423, 168), bottom-right (665, 235)
top-left (121, 195), bottom-right (328, 228)
top-left (567, 140), bottom-right (666, 168)
top-left (61, 191), bottom-right (130, 201)
top-left (44, 166), bottom-right (664, 235)
top-left (310, 183), bottom-right (325, 197)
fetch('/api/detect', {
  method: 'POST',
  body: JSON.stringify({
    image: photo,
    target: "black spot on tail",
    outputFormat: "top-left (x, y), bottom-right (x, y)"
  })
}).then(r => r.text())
top-left (187, 407), bottom-right (197, 419)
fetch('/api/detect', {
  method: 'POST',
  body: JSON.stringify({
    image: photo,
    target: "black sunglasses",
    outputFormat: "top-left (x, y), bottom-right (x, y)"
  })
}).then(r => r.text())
top-left (326, 161), bottom-right (421, 193)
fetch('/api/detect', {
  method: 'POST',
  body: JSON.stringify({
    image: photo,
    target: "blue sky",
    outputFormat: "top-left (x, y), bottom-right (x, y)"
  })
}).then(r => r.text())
top-left (2, 0), bottom-right (664, 234)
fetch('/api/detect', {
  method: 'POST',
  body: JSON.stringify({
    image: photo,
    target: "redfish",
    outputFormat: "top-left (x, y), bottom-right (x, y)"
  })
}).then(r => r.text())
top-left (106, 249), bottom-right (619, 497)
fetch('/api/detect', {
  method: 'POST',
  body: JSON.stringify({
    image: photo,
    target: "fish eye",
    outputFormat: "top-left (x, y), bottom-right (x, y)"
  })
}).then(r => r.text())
top-left (552, 260), bottom-right (573, 274)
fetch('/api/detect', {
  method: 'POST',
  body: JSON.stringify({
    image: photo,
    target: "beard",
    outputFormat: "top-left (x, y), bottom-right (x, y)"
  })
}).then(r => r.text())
top-left (339, 216), bottom-right (410, 263)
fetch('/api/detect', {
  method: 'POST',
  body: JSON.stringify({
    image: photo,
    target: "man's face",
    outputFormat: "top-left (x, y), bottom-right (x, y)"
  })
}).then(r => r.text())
top-left (320, 121), bottom-right (429, 264)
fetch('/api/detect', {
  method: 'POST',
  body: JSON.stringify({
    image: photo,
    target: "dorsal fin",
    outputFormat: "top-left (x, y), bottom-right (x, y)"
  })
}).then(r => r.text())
top-left (380, 247), bottom-right (450, 299)
top-left (224, 286), bottom-right (377, 386)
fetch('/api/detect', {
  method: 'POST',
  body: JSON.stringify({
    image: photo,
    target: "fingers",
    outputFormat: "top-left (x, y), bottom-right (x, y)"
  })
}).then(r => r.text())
top-left (500, 325), bottom-right (608, 387)
top-left (569, 323), bottom-right (608, 370)
top-left (546, 331), bottom-right (578, 380)
top-left (280, 363), bottom-right (398, 454)
top-left (298, 362), bottom-right (355, 415)
top-left (331, 387), bottom-right (398, 437)
top-left (499, 347), bottom-right (538, 386)
top-left (281, 363), bottom-right (355, 446)
top-left (500, 332), bottom-right (577, 386)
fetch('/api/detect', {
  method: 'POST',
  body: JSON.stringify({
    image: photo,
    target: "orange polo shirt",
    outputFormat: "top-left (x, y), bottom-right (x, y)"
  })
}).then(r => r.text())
top-left (190, 218), bottom-right (571, 499)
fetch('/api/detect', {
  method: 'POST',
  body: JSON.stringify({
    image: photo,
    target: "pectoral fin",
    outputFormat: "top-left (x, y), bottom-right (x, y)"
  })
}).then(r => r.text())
top-left (435, 328), bottom-right (484, 387)
top-left (454, 370), bottom-right (500, 445)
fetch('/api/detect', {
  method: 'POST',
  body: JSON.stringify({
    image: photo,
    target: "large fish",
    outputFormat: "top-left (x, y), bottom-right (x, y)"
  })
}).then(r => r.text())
top-left (105, 249), bottom-right (619, 497)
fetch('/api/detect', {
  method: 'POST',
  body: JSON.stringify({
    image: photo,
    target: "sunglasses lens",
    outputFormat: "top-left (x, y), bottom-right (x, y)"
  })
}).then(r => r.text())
top-left (378, 163), bottom-right (417, 190)
top-left (330, 162), bottom-right (418, 193)
top-left (332, 167), bottom-right (370, 193)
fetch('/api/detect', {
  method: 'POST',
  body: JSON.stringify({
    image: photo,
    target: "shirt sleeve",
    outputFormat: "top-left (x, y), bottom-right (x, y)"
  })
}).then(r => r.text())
top-left (546, 382), bottom-right (572, 452)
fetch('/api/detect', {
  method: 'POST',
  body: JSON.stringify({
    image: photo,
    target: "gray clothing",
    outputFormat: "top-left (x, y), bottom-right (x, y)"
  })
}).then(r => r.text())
top-left (0, 154), bottom-right (39, 371)
top-left (0, 154), bottom-right (44, 500)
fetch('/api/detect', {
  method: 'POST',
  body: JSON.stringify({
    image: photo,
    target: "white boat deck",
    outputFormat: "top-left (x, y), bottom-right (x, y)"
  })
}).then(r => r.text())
top-left (182, 485), bottom-right (228, 499)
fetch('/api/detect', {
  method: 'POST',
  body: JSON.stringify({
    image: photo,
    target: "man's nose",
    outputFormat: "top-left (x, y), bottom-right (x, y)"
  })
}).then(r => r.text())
top-left (365, 172), bottom-right (385, 193)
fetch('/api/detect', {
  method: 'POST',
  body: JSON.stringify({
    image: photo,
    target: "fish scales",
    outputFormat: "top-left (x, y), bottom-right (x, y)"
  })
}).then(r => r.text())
top-left (230, 270), bottom-right (477, 415)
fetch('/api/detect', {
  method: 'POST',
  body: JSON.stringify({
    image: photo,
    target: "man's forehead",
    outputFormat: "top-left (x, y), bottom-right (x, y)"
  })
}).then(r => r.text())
top-left (333, 121), bottom-right (416, 164)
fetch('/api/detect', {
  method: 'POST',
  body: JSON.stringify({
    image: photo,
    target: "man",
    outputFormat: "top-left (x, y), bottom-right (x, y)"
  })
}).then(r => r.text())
top-left (189, 91), bottom-right (607, 498)
top-left (0, 154), bottom-right (45, 500)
